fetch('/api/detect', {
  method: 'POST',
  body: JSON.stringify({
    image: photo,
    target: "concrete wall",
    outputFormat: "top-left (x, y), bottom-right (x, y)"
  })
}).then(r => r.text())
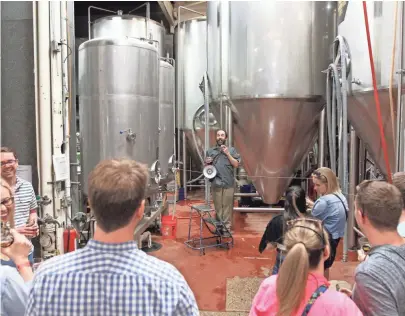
top-left (1, 1), bottom-right (38, 191)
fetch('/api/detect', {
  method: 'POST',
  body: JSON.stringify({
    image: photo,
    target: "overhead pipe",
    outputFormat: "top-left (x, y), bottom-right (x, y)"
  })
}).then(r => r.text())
top-left (362, 1), bottom-right (393, 183)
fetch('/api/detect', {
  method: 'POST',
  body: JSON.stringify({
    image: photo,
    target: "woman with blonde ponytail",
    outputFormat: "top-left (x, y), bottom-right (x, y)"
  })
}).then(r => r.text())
top-left (250, 218), bottom-right (362, 316)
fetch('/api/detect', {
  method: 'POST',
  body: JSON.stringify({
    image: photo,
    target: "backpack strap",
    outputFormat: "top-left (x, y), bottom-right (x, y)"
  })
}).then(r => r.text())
top-left (332, 193), bottom-right (348, 221)
top-left (301, 285), bottom-right (328, 316)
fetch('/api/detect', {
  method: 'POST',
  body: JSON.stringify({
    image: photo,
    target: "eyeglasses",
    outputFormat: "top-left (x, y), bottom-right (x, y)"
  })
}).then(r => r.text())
top-left (0, 197), bottom-right (14, 207)
top-left (1, 160), bottom-right (17, 167)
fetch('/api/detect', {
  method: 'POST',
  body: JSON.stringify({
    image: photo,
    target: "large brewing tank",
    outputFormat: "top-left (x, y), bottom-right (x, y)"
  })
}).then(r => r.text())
top-left (207, 1), bottom-right (335, 204)
top-left (338, 2), bottom-right (398, 175)
top-left (175, 17), bottom-right (220, 169)
top-left (159, 59), bottom-right (176, 185)
top-left (78, 38), bottom-right (160, 195)
top-left (91, 14), bottom-right (166, 56)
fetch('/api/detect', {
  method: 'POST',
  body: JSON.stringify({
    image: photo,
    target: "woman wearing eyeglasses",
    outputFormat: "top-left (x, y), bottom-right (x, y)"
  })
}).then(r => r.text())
top-left (250, 219), bottom-right (362, 316)
top-left (308, 167), bottom-right (348, 279)
top-left (1, 178), bottom-right (34, 267)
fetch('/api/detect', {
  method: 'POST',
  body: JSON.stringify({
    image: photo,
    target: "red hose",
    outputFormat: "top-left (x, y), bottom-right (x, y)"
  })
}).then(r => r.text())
top-left (362, 2), bottom-right (393, 183)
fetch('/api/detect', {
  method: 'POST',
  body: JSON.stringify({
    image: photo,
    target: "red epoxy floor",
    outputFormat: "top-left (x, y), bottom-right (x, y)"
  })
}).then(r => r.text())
top-left (150, 192), bottom-right (359, 312)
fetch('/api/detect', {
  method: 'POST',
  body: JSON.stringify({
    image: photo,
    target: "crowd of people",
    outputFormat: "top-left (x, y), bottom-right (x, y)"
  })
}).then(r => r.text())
top-left (1, 143), bottom-right (405, 315)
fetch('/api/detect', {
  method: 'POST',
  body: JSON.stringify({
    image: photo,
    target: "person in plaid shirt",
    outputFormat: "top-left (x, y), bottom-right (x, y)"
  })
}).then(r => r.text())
top-left (26, 159), bottom-right (199, 316)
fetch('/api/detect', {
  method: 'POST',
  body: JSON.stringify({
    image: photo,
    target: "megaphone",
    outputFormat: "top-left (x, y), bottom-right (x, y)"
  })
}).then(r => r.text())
top-left (203, 165), bottom-right (217, 179)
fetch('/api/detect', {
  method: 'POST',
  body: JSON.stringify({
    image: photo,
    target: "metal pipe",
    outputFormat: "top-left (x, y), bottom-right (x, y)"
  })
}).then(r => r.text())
top-left (325, 71), bottom-right (334, 171)
top-left (221, 2), bottom-right (231, 146)
top-left (67, 1), bottom-right (80, 217)
top-left (358, 140), bottom-right (367, 182)
top-left (171, 58), bottom-right (177, 217)
top-left (127, 2), bottom-right (150, 39)
top-left (348, 127), bottom-right (359, 249)
top-left (37, 1), bottom-right (55, 217)
top-left (87, 6), bottom-right (117, 40)
top-left (397, 2), bottom-right (405, 172)
top-left (318, 109), bottom-right (325, 167)
top-left (61, 1), bottom-right (72, 222)
top-left (187, 173), bottom-right (204, 184)
top-left (182, 1), bottom-right (205, 8)
top-left (177, 6), bottom-right (205, 27)
top-left (204, 72), bottom-right (210, 205)
top-left (233, 207), bottom-right (283, 213)
top-left (187, 185), bottom-right (205, 188)
top-left (338, 35), bottom-right (349, 262)
top-left (353, 227), bottom-right (366, 239)
top-left (182, 131), bottom-right (187, 199)
top-left (234, 192), bottom-right (260, 197)
top-left (33, 2), bottom-right (41, 194)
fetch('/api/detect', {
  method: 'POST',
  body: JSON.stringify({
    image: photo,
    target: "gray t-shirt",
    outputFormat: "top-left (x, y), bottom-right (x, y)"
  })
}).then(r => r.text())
top-left (352, 244), bottom-right (405, 316)
top-left (206, 146), bottom-right (241, 189)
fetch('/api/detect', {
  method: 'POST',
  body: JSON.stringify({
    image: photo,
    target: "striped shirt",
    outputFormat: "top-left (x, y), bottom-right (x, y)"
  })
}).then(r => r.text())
top-left (14, 176), bottom-right (37, 228)
top-left (26, 239), bottom-right (199, 316)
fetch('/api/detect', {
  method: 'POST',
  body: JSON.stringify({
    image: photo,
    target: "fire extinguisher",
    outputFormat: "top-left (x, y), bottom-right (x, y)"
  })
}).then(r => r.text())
top-left (63, 226), bottom-right (77, 253)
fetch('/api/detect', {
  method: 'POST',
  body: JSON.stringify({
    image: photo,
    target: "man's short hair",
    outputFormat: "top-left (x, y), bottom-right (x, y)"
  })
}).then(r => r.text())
top-left (393, 172), bottom-right (405, 207)
top-left (88, 159), bottom-right (149, 233)
top-left (355, 180), bottom-right (404, 231)
top-left (216, 129), bottom-right (228, 138)
top-left (0, 147), bottom-right (17, 160)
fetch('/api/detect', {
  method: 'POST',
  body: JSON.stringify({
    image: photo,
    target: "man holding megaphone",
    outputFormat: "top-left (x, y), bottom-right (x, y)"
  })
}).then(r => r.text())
top-left (205, 129), bottom-right (241, 234)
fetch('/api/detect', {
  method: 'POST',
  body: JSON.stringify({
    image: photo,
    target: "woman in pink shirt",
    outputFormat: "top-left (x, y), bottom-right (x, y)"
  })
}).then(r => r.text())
top-left (250, 218), bottom-right (362, 316)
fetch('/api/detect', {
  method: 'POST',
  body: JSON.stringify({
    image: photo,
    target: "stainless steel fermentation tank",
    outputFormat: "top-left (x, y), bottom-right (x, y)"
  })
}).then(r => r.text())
top-left (90, 12), bottom-right (166, 56)
top-left (207, 1), bottom-right (336, 204)
top-left (159, 59), bottom-right (176, 185)
top-left (338, 2), bottom-right (403, 174)
top-left (78, 38), bottom-right (160, 195)
top-left (175, 18), bottom-right (220, 171)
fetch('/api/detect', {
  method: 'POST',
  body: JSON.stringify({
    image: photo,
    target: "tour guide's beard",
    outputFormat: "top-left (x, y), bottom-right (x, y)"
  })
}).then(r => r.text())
top-left (216, 139), bottom-right (225, 146)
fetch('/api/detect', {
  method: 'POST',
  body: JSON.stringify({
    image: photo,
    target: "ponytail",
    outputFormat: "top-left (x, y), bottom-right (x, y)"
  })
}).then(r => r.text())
top-left (276, 243), bottom-right (309, 316)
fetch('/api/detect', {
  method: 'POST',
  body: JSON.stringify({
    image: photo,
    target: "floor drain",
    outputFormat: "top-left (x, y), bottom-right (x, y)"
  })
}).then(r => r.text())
top-left (141, 241), bottom-right (162, 253)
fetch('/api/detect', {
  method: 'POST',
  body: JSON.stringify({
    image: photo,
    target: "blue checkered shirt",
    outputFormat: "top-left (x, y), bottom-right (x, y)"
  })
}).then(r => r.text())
top-left (25, 240), bottom-right (199, 316)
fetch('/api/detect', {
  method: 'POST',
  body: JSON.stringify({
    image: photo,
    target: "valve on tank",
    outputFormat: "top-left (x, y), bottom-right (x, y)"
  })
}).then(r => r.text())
top-left (120, 129), bottom-right (136, 142)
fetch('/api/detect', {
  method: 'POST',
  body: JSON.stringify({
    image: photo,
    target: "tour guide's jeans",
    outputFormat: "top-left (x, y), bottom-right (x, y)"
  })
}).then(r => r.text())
top-left (212, 186), bottom-right (235, 229)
